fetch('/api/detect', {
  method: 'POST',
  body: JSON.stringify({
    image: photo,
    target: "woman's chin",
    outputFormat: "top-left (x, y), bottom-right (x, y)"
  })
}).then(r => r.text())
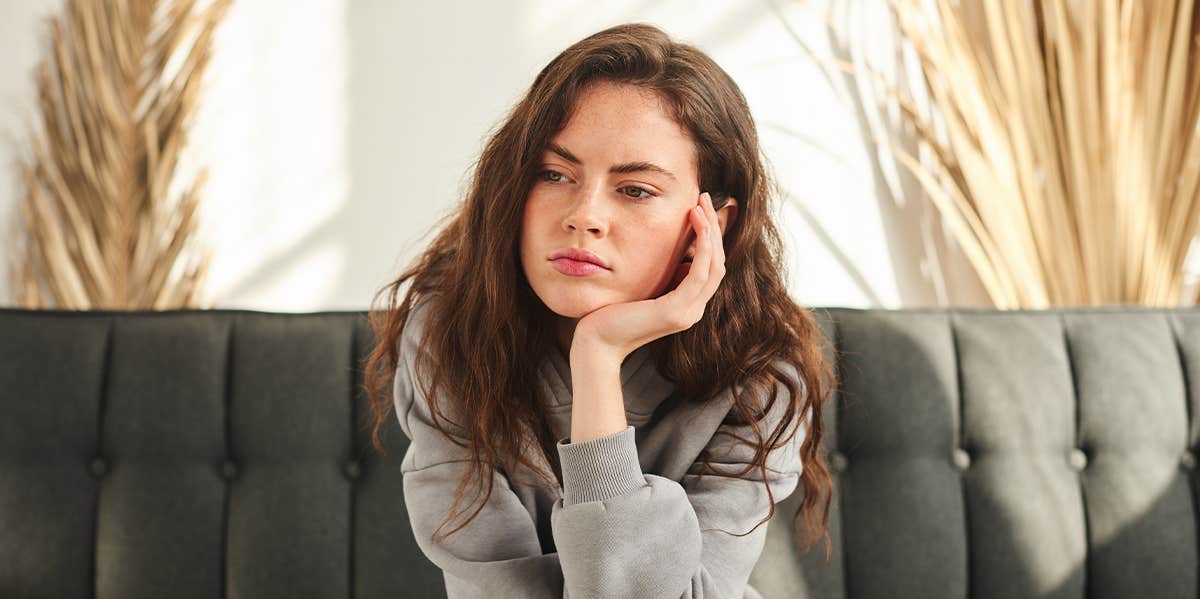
top-left (542, 297), bottom-right (607, 318)
top-left (537, 285), bottom-right (617, 318)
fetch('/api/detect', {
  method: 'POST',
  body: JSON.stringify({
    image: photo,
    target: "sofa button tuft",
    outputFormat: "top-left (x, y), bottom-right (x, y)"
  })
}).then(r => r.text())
top-left (89, 457), bottom-right (108, 478)
top-left (1069, 448), bottom-right (1088, 471)
top-left (952, 448), bottom-right (971, 470)
top-left (220, 460), bottom-right (238, 480)
top-left (344, 459), bottom-right (362, 480)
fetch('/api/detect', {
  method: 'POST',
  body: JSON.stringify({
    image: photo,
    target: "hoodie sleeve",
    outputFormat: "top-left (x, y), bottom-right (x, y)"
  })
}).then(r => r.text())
top-left (394, 307), bottom-right (569, 599)
top-left (550, 362), bottom-right (810, 599)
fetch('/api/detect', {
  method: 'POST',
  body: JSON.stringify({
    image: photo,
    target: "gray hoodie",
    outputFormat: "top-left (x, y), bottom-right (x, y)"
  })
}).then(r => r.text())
top-left (394, 299), bottom-right (809, 598)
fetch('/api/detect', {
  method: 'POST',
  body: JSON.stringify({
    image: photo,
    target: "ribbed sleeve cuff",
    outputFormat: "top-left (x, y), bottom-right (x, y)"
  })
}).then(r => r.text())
top-left (556, 425), bottom-right (646, 506)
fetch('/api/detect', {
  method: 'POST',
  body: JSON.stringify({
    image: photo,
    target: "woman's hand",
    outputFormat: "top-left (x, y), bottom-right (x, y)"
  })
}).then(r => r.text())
top-left (570, 191), bottom-right (727, 364)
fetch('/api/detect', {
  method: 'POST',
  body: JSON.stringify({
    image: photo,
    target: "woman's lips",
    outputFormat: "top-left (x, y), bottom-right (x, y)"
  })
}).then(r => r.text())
top-left (551, 258), bottom-right (607, 276)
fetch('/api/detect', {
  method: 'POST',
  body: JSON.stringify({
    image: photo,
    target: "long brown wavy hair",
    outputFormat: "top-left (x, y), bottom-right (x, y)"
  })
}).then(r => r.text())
top-left (362, 22), bottom-right (836, 563)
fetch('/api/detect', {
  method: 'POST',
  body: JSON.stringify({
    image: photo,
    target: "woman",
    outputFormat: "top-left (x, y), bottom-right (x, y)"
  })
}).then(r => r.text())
top-left (363, 21), bottom-right (835, 598)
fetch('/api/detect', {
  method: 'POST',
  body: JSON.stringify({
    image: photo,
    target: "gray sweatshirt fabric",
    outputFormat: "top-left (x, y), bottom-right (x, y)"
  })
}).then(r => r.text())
top-left (394, 299), bottom-right (810, 598)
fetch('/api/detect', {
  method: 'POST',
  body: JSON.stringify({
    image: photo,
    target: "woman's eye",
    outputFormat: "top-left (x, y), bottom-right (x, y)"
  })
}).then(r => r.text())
top-left (621, 186), bottom-right (657, 201)
top-left (538, 169), bottom-right (656, 201)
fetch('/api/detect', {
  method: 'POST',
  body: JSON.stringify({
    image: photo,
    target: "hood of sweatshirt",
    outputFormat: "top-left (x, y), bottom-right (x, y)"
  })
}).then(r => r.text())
top-left (402, 295), bottom-right (679, 436)
top-left (535, 342), bottom-right (678, 428)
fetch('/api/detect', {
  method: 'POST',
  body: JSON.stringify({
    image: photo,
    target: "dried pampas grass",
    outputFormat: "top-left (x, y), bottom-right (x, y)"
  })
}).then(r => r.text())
top-left (8, 0), bottom-right (232, 310)
top-left (888, 0), bottom-right (1200, 307)
top-left (827, 0), bottom-right (1200, 308)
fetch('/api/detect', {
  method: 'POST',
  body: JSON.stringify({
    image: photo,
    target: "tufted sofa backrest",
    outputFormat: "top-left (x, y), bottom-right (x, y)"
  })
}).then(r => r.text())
top-left (2, 305), bottom-right (1199, 598)
top-left (0, 309), bottom-right (441, 598)
top-left (753, 305), bottom-right (1200, 599)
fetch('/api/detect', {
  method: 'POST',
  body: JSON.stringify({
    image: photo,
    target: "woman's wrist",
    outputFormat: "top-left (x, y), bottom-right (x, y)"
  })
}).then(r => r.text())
top-left (567, 343), bottom-right (627, 443)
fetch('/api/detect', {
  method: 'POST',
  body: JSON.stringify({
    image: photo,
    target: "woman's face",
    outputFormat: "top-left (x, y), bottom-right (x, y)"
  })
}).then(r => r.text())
top-left (519, 81), bottom-right (703, 331)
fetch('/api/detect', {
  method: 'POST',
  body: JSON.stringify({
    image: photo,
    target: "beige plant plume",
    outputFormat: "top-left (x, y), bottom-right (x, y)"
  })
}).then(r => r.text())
top-left (8, 0), bottom-right (232, 310)
top-left (872, 0), bottom-right (1200, 308)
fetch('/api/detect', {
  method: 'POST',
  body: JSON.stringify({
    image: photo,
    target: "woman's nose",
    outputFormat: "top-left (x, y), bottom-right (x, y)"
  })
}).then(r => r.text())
top-left (563, 183), bottom-right (607, 233)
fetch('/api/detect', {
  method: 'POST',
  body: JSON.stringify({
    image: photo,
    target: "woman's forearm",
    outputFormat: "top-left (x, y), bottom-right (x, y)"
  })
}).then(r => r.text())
top-left (567, 343), bottom-right (628, 443)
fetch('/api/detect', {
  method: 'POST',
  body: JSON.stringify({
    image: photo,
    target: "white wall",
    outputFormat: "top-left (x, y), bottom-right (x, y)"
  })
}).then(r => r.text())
top-left (0, 0), bottom-right (995, 311)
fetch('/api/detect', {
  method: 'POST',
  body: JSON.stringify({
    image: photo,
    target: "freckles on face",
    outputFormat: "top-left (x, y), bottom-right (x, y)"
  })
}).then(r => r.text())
top-left (517, 81), bottom-right (700, 319)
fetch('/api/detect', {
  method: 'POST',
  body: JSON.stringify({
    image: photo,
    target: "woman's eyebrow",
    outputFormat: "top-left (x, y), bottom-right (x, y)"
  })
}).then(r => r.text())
top-left (546, 142), bottom-right (678, 182)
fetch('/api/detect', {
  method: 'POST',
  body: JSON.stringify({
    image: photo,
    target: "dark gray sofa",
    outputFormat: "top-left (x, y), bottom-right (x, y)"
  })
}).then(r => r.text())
top-left (2, 305), bottom-right (1198, 598)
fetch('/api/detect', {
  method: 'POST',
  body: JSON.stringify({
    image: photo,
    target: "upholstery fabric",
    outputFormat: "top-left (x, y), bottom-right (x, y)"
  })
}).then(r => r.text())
top-left (2, 305), bottom-right (1198, 598)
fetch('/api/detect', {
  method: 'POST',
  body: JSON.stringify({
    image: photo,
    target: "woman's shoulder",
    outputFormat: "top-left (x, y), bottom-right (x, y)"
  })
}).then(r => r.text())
top-left (392, 294), bottom-right (473, 432)
top-left (396, 294), bottom-right (437, 362)
top-left (393, 295), bottom-right (436, 419)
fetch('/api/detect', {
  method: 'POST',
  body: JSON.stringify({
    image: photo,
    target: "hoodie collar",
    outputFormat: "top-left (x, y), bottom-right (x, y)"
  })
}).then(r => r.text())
top-left (537, 342), bottom-right (677, 423)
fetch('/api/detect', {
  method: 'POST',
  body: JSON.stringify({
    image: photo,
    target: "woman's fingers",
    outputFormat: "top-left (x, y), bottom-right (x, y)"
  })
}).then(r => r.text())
top-left (664, 199), bottom-right (707, 308)
top-left (661, 191), bottom-right (726, 330)
top-left (678, 194), bottom-right (714, 316)
top-left (702, 191), bottom-right (725, 296)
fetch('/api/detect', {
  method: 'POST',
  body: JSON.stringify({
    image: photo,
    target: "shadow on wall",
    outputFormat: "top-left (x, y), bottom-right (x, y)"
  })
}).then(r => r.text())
top-left (763, 0), bottom-right (992, 309)
top-left (224, 1), bottom-right (536, 309)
